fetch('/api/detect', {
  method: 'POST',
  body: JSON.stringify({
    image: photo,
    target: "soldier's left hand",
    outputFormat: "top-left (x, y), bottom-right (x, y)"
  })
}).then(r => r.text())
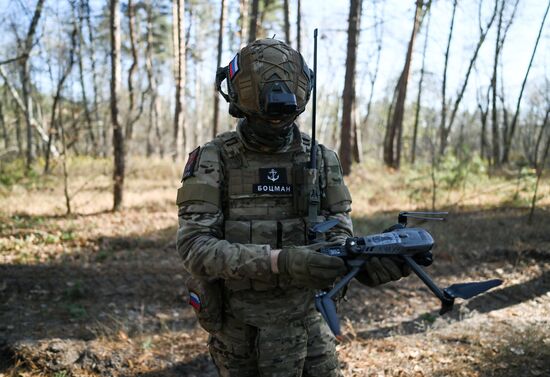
top-left (355, 257), bottom-right (411, 287)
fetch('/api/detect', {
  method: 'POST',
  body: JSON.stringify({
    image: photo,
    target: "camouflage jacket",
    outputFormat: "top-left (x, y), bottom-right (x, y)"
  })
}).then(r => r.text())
top-left (176, 122), bottom-right (353, 324)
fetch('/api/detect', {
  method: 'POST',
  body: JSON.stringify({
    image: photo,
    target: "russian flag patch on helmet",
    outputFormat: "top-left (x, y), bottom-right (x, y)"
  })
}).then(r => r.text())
top-left (229, 54), bottom-right (240, 80)
top-left (188, 291), bottom-right (201, 311)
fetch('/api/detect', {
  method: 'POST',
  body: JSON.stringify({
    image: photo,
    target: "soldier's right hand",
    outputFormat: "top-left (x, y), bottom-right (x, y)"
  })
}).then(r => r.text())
top-left (274, 247), bottom-right (347, 289)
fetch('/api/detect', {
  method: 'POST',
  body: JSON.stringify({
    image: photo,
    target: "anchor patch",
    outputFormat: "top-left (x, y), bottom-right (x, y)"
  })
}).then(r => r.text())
top-left (254, 167), bottom-right (292, 194)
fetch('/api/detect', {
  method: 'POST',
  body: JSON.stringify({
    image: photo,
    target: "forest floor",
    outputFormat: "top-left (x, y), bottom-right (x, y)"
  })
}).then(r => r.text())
top-left (0, 157), bottom-right (549, 377)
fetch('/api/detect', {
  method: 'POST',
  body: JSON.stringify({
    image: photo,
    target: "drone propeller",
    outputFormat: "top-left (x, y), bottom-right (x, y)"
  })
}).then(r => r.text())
top-left (443, 279), bottom-right (503, 300)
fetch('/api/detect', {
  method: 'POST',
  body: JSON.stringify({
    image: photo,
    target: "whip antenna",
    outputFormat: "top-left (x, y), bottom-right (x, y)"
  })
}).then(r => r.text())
top-left (310, 28), bottom-right (318, 168)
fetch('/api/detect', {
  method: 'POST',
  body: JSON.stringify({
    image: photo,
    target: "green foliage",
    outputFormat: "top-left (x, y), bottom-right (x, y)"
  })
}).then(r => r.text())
top-left (0, 159), bottom-right (33, 187)
top-left (406, 153), bottom-right (490, 208)
top-left (142, 336), bottom-right (153, 350)
top-left (65, 303), bottom-right (88, 319)
top-left (420, 312), bottom-right (437, 324)
top-left (65, 280), bottom-right (87, 301)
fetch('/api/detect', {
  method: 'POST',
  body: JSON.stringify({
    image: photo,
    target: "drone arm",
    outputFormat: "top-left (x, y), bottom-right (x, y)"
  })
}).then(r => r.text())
top-left (402, 255), bottom-right (454, 313)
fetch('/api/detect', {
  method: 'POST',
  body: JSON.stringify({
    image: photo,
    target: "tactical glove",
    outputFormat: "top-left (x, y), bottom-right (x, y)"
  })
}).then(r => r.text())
top-left (356, 257), bottom-right (411, 287)
top-left (277, 247), bottom-right (347, 289)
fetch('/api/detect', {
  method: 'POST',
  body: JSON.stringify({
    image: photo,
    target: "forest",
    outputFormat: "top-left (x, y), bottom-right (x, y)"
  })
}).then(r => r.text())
top-left (0, 0), bottom-right (549, 376)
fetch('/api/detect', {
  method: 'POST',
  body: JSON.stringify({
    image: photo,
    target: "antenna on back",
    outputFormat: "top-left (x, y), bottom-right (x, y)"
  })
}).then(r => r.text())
top-left (310, 28), bottom-right (318, 169)
top-left (307, 28), bottom-right (320, 243)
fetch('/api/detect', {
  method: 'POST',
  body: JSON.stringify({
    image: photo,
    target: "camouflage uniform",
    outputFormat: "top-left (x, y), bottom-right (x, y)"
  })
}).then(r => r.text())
top-left (177, 119), bottom-right (353, 376)
top-left (177, 37), bottom-right (353, 376)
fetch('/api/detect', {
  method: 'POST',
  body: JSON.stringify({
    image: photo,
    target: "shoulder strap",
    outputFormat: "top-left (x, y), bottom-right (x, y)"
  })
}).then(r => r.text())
top-left (214, 131), bottom-right (246, 169)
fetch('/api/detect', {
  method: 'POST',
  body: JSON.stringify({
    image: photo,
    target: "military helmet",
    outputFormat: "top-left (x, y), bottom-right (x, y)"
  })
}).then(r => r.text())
top-left (216, 39), bottom-right (314, 121)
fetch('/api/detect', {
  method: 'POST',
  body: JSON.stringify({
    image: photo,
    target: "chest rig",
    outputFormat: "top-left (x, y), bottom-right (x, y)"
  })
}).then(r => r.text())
top-left (214, 131), bottom-right (324, 250)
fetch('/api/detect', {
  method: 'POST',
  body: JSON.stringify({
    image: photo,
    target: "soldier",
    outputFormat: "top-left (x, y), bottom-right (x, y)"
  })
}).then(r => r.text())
top-left (177, 39), bottom-right (408, 376)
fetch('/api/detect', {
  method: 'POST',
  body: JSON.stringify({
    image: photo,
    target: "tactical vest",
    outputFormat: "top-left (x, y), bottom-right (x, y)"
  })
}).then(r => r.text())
top-left (212, 131), bottom-right (351, 293)
top-left (216, 131), bottom-right (315, 248)
top-left (181, 130), bottom-right (351, 326)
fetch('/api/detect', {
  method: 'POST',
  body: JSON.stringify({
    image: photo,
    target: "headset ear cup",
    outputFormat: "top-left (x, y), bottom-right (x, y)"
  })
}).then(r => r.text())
top-left (215, 66), bottom-right (231, 103)
top-left (229, 103), bottom-right (245, 118)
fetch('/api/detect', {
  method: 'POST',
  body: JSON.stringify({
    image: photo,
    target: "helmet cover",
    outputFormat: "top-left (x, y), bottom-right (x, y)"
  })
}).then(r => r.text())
top-left (220, 39), bottom-right (314, 120)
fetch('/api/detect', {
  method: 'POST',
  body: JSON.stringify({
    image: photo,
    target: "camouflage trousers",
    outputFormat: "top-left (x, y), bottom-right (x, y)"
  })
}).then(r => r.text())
top-left (208, 311), bottom-right (342, 377)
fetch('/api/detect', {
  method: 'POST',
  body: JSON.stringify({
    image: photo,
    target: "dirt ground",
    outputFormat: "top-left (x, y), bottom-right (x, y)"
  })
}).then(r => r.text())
top-left (0, 159), bottom-right (549, 376)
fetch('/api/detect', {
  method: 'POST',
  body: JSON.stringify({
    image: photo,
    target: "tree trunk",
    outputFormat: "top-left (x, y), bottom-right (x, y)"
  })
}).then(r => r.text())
top-left (76, 1), bottom-right (96, 156)
top-left (502, 1), bottom-right (549, 164)
top-left (59, 103), bottom-right (71, 215)
top-left (83, 0), bottom-right (103, 157)
top-left (240, 0), bottom-right (250, 47)
top-left (126, 0), bottom-right (139, 142)
top-left (339, 0), bottom-right (362, 176)
top-left (146, 1), bottom-right (162, 158)
top-left (383, 0), bottom-right (423, 169)
top-left (528, 109), bottom-right (550, 223)
top-left (411, 7), bottom-right (431, 164)
top-left (111, 0), bottom-right (125, 211)
top-left (249, 0), bottom-right (259, 42)
top-left (296, 0), bottom-right (301, 51)
top-left (45, 23), bottom-right (77, 174)
top-left (173, 0), bottom-right (185, 160)
top-left (534, 106), bottom-right (550, 167)
top-left (438, 0), bottom-right (457, 156)
top-left (490, 0), bottom-right (519, 166)
top-left (0, 99), bottom-right (8, 150)
top-left (478, 86), bottom-right (491, 160)
top-left (440, 0), bottom-right (497, 156)
top-left (20, 0), bottom-right (45, 171)
top-left (283, 0), bottom-right (290, 44)
top-left (0, 66), bottom-right (59, 157)
top-left (490, 0), bottom-right (504, 166)
top-left (212, 0), bottom-right (227, 138)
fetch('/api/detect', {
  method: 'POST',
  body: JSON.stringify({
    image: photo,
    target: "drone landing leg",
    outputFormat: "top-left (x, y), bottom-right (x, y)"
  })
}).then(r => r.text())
top-left (402, 255), bottom-right (455, 314)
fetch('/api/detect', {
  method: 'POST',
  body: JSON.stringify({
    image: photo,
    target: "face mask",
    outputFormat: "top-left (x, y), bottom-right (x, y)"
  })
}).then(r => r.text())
top-left (241, 116), bottom-right (297, 151)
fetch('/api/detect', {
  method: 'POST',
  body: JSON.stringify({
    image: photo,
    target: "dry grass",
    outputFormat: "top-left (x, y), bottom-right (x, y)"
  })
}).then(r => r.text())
top-left (1, 156), bottom-right (549, 376)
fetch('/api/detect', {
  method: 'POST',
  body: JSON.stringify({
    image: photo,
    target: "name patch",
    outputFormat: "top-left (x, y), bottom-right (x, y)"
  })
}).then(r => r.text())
top-left (253, 167), bottom-right (292, 194)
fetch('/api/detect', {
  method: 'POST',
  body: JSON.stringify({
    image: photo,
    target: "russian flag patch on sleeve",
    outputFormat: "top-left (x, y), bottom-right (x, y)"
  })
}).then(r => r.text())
top-left (188, 291), bottom-right (201, 311)
top-left (229, 54), bottom-right (240, 80)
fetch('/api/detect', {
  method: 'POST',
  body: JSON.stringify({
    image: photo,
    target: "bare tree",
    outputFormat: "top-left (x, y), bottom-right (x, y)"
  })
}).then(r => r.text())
top-left (20, 0), bottom-right (46, 170)
top-left (249, 0), bottom-right (259, 42)
top-left (339, 0), bottom-right (362, 175)
top-left (82, 0), bottom-right (104, 156)
top-left (383, 0), bottom-right (425, 169)
top-left (125, 0), bottom-right (144, 143)
top-left (111, 0), bottom-right (125, 211)
top-left (44, 18), bottom-right (78, 174)
top-left (76, 0), bottom-right (97, 155)
top-left (283, 0), bottom-right (290, 44)
top-left (502, 1), bottom-right (549, 164)
top-left (296, 0), bottom-right (301, 51)
top-left (0, 65), bottom-right (58, 157)
top-left (212, 0), bottom-right (227, 138)
top-left (0, 98), bottom-right (7, 150)
top-left (490, 0), bottom-right (519, 166)
top-left (528, 104), bottom-right (550, 223)
top-left (439, 0), bottom-right (497, 155)
top-left (145, 0), bottom-right (163, 158)
top-left (173, 0), bottom-right (186, 159)
top-left (361, 1), bottom-right (384, 160)
top-left (240, 0), bottom-right (250, 47)
top-left (411, 4), bottom-right (431, 164)
top-left (438, 0), bottom-right (457, 156)
top-left (477, 85), bottom-right (491, 159)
